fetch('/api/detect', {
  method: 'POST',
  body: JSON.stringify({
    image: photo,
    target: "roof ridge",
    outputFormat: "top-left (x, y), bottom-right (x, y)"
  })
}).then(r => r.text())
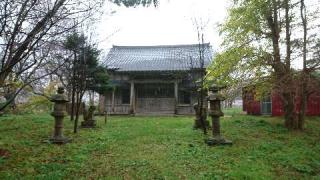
top-left (112, 43), bottom-right (210, 49)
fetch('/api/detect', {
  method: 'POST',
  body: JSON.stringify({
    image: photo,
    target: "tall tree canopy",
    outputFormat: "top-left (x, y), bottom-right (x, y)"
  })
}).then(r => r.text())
top-left (207, 0), bottom-right (320, 130)
top-left (62, 32), bottom-right (109, 133)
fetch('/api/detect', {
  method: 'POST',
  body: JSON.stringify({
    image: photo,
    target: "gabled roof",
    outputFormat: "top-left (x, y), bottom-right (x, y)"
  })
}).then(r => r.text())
top-left (104, 43), bottom-right (213, 72)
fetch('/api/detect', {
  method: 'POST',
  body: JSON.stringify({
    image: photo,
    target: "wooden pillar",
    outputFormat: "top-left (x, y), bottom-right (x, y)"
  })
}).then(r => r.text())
top-left (130, 81), bottom-right (135, 114)
top-left (98, 94), bottom-right (105, 114)
top-left (174, 81), bottom-right (178, 114)
top-left (111, 88), bottom-right (115, 112)
top-left (103, 92), bottom-right (107, 114)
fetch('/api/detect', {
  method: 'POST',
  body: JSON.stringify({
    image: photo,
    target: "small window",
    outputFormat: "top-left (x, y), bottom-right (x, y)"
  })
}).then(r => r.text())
top-left (121, 87), bottom-right (130, 104)
top-left (261, 95), bottom-right (272, 115)
top-left (179, 90), bottom-right (191, 104)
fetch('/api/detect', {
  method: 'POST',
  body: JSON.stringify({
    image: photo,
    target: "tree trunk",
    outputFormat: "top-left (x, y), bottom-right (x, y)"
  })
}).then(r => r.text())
top-left (74, 92), bottom-right (80, 133)
top-left (70, 87), bottom-right (75, 121)
top-left (284, 0), bottom-right (291, 69)
top-left (299, 76), bottom-right (307, 130)
top-left (267, 0), bottom-right (301, 130)
top-left (70, 51), bottom-right (77, 121)
top-left (298, 0), bottom-right (307, 130)
top-left (283, 92), bottom-right (299, 129)
top-left (197, 38), bottom-right (207, 135)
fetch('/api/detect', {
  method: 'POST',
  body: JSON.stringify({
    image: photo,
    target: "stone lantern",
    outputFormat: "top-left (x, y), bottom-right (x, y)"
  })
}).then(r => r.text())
top-left (49, 87), bottom-right (70, 144)
top-left (206, 84), bottom-right (232, 146)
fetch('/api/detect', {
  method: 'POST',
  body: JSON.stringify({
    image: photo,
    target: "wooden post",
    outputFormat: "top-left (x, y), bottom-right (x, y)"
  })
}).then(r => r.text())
top-left (174, 81), bottom-right (178, 114)
top-left (130, 81), bottom-right (135, 114)
top-left (103, 92), bottom-right (107, 113)
top-left (103, 92), bottom-right (107, 124)
top-left (98, 94), bottom-right (105, 114)
top-left (111, 88), bottom-right (115, 113)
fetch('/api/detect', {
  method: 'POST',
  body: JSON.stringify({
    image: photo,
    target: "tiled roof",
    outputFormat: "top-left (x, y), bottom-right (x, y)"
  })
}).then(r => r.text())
top-left (104, 44), bottom-right (213, 72)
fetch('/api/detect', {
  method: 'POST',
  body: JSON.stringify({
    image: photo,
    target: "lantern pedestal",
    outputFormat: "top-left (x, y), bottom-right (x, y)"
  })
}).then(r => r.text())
top-left (193, 119), bottom-right (210, 129)
top-left (81, 105), bottom-right (96, 128)
top-left (205, 136), bottom-right (232, 146)
top-left (80, 120), bottom-right (96, 128)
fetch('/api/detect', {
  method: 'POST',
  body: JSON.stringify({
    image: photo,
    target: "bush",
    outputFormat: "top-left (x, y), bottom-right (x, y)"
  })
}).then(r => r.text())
top-left (16, 95), bottom-right (52, 114)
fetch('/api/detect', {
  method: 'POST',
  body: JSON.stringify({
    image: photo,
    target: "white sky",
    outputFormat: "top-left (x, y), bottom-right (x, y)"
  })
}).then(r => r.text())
top-left (95, 0), bottom-right (229, 54)
top-left (93, 0), bottom-right (319, 69)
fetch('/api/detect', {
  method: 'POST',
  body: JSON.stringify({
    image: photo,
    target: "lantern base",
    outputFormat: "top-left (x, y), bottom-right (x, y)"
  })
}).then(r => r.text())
top-left (205, 136), bottom-right (232, 146)
top-left (49, 136), bottom-right (71, 144)
top-left (80, 120), bottom-right (96, 128)
top-left (193, 120), bottom-right (210, 129)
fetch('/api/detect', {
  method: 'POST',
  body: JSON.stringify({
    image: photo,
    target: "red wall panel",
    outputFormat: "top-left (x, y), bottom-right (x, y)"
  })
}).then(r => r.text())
top-left (246, 100), bottom-right (261, 115)
top-left (243, 88), bottom-right (320, 116)
top-left (306, 95), bottom-right (320, 116)
top-left (272, 94), bottom-right (283, 116)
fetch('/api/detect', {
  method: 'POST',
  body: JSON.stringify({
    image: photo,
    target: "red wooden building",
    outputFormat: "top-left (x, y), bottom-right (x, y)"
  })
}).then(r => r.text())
top-left (243, 89), bottom-right (320, 116)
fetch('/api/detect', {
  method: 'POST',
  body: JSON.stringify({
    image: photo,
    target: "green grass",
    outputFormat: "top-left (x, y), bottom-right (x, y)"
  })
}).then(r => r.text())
top-left (222, 107), bottom-right (243, 116)
top-left (0, 112), bottom-right (319, 179)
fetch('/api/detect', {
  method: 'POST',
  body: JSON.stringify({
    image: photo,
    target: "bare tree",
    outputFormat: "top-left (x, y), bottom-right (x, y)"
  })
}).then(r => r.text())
top-left (188, 18), bottom-right (212, 134)
top-left (298, 0), bottom-right (308, 129)
top-left (0, 0), bottom-right (105, 111)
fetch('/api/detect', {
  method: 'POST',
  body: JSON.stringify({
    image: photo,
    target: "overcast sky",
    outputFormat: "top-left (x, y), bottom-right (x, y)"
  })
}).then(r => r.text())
top-left (95, 0), bottom-right (229, 54)
top-left (94, 0), bottom-right (319, 69)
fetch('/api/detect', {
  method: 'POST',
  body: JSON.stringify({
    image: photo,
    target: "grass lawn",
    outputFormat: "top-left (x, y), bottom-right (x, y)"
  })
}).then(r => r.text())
top-left (0, 111), bottom-right (319, 179)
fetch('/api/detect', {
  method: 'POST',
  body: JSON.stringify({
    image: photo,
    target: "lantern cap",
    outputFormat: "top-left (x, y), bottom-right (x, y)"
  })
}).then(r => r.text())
top-left (50, 87), bottom-right (69, 102)
top-left (208, 84), bottom-right (226, 92)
